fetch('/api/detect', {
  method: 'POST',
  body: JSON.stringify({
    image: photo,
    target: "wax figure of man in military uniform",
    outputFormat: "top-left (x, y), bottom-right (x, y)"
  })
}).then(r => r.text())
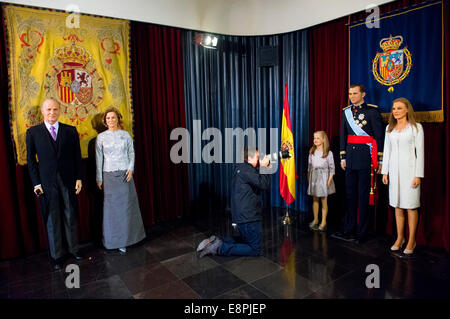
top-left (333, 84), bottom-right (384, 243)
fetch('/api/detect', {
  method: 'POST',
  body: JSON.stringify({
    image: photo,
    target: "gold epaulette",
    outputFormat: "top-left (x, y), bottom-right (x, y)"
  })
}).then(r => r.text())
top-left (342, 105), bottom-right (351, 110)
top-left (367, 104), bottom-right (378, 108)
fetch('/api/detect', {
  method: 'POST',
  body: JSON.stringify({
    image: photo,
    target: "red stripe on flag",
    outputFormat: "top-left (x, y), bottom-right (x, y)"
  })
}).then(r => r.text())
top-left (59, 87), bottom-right (64, 103)
top-left (280, 161), bottom-right (295, 205)
top-left (283, 84), bottom-right (293, 132)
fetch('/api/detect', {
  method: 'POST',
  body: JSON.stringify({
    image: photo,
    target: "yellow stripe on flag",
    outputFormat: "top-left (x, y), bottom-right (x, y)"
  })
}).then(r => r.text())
top-left (279, 83), bottom-right (297, 206)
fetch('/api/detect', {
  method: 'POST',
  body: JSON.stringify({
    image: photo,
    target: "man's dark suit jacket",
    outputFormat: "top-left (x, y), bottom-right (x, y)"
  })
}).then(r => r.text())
top-left (26, 122), bottom-right (82, 219)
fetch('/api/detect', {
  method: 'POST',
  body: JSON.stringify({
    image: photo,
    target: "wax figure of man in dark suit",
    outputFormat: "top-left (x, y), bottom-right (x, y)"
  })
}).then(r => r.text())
top-left (334, 84), bottom-right (384, 243)
top-left (26, 98), bottom-right (84, 270)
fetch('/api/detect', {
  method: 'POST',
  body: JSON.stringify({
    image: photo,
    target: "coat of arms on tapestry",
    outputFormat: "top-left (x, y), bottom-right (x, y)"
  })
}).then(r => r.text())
top-left (3, 5), bottom-right (133, 164)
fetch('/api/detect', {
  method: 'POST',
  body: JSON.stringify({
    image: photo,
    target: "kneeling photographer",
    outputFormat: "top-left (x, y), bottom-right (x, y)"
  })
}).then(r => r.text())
top-left (196, 146), bottom-right (274, 257)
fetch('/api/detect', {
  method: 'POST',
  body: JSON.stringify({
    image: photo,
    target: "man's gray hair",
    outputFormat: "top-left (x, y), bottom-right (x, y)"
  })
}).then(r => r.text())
top-left (41, 98), bottom-right (60, 109)
top-left (243, 146), bottom-right (258, 162)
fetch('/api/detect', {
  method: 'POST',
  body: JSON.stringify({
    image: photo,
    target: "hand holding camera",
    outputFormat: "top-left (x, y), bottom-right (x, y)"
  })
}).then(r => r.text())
top-left (260, 154), bottom-right (271, 167)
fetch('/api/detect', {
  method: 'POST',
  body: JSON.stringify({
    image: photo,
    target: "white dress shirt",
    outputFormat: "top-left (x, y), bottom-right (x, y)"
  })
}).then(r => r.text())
top-left (44, 121), bottom-right (59, 138)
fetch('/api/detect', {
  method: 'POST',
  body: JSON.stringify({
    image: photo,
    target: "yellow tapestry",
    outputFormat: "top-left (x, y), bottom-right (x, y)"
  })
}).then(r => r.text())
top-left (3, 5), bottom-right (133, 165)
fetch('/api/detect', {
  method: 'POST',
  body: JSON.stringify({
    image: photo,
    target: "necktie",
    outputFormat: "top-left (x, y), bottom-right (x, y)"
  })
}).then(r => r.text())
top-left (50, 125), bottom-right (56, 141)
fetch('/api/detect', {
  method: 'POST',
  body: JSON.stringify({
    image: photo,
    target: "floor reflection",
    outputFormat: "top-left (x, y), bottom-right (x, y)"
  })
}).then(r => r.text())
top-left (0, 207), bottom-right (448, 299)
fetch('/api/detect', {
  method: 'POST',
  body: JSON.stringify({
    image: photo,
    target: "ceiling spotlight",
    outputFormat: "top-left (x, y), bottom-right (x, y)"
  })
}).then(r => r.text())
top-left (194, 33), bottom-right (219, 49)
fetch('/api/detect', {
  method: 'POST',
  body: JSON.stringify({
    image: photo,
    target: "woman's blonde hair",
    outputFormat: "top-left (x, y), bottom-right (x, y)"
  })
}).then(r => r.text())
top-left (309, 131), bottom-right (330, 158)
top-left (103, 106), bottom-right (123, 126)
top-left (387, 98), bottom-right (418, 133)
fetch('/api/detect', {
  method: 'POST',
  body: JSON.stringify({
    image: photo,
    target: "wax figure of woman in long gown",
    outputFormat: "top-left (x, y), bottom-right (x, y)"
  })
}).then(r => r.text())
top-left (96, 107), bottom-right (146, 253)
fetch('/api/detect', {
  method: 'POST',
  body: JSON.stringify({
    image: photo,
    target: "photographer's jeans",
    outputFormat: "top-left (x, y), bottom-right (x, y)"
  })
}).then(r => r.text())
top-left (218, 221), bottom-right (263, 256)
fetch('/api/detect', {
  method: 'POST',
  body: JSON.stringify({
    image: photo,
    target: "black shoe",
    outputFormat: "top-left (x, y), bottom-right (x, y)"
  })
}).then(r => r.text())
top-left (401, 252), bottom-right (417, 259)
top-left (71, 251), bottom-right (84, 261)
top-left (401, 244), bottom-right (417, 258)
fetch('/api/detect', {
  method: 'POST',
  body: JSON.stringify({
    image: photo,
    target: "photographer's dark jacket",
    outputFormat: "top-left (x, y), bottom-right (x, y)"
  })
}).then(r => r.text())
top-left (231, 162), bottom-right (270, 224)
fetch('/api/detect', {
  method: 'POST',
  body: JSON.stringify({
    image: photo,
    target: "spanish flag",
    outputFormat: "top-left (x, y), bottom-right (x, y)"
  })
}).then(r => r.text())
top-left (279, 83), bottom-right (297, 205)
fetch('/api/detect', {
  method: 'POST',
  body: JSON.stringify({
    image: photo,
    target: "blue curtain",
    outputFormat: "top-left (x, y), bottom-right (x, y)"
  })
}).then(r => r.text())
top-left (182, 30), bottom-right (309, 214)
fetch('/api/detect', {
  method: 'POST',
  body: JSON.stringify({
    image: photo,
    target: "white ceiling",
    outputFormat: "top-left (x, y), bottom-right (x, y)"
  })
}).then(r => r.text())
top-left (1, 0), bottom-right (394, 35)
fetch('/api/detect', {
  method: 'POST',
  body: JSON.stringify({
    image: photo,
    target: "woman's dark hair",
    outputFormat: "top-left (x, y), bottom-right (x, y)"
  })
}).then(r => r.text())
top-left (102, 106), bottom-right (123, 126)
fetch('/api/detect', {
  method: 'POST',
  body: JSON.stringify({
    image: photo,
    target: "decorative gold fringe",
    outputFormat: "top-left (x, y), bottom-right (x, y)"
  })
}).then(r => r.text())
top-left (381, 110), bottom-right (444, 123)
top-left (381, 113), bottom-right (390, 123)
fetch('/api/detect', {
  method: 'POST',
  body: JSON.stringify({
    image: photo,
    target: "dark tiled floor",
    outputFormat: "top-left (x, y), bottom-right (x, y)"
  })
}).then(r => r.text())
top-left (0, 208), bottom-right (448, 299)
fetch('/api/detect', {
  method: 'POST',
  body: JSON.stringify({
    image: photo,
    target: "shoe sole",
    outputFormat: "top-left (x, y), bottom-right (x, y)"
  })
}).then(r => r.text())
top-left (197, 236), bottom-right (216, 252)
top-left (199, 239), bottom-right (222, 258)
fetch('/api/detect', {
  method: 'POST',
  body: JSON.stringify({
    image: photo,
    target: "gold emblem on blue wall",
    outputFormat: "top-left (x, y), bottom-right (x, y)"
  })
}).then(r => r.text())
top-left (372, 35), bottom-right (412, 92)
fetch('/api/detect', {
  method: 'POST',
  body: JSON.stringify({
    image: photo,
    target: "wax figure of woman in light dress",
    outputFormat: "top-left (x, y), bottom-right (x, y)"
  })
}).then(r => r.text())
top-left (96, 107), bottom-right (146, 253)
top-left (381, 98), bottom-right (424, 256)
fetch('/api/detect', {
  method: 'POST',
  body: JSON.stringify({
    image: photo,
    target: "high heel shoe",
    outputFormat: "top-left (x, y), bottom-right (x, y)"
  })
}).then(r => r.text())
top-left (403, 243), bottom-right (416, 255)
top-left (309, 221), bottom-right (319, 230)
top-left (390, 239), bottom-right (405, 251)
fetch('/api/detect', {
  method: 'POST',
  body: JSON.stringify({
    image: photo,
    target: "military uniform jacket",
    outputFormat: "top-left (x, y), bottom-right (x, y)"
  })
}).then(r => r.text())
top-left (340, 102), bottom-right (385, 170)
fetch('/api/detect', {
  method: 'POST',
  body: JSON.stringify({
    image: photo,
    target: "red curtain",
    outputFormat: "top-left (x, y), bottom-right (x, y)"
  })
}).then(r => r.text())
top-left (0, 12), bottom-right (189, 259)
top-left (0, 6), bottom-right (45, 259)
top-left (308, 17), bottom-right (350, 228)
top-left (130, 22), bottom-right (190, 226)
top-left (309, 0), bottom-right (449, 251)
top-left (308, 17), bottom-right (348, 140)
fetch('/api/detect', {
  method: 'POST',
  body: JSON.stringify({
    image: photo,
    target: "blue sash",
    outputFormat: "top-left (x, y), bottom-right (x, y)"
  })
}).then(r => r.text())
top-left (344, 108), bottom-right (372, 152)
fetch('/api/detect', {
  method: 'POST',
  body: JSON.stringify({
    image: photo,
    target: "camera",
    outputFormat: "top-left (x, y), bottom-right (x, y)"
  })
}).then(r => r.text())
top-left (267, 149), bottom-right (291, 162)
